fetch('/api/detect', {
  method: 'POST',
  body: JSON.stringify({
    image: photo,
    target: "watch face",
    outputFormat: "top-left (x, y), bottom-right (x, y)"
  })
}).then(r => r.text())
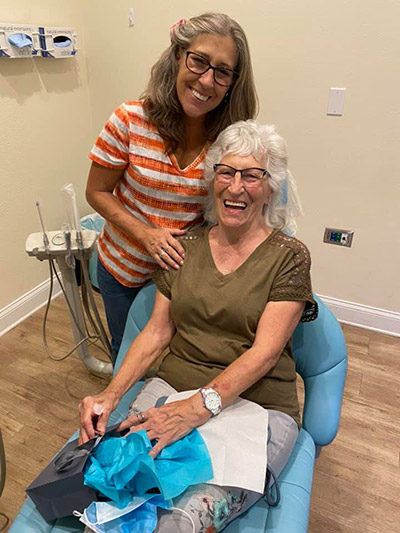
top-left (202, 388), bottom-right (221, 415)
top-left (206, 392), bottom-right (219, 410)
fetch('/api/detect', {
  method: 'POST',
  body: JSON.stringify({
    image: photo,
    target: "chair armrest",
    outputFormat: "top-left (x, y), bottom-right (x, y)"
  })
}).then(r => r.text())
top-left (223, 430), bottom-right (315, 533)
top-left (265, 429), bottom-right (315, 532)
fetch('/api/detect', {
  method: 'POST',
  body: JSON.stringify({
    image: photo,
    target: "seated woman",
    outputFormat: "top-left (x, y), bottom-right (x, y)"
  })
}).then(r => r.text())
top-left (79, 120), bottom-right (317, 532)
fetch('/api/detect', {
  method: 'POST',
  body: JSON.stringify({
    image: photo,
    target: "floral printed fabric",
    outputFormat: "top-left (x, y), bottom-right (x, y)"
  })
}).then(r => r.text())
top-left (194, 489), bottom-right (248, 532)
top-left (164, 483), bottom-right (259, 533)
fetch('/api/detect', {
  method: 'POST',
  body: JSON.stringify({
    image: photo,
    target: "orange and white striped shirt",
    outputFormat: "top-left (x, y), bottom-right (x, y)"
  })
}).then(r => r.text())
top-left (89, 101), bottom-right (209, 287)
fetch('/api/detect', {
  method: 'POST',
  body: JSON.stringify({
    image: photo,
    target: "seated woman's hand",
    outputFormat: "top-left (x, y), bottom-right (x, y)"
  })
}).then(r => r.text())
top-left (78, 390), bottom-right (119, 444)
top-left (118, 396), bottom-right (211, 458)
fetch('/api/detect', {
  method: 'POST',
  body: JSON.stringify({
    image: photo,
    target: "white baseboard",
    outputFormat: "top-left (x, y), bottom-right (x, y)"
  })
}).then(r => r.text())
top-left (1, 281), bottom-right (399, 339)
top-left (319, 295), bottom-right (400, 337)
top-left (0, 276), bottom-right (61, 337)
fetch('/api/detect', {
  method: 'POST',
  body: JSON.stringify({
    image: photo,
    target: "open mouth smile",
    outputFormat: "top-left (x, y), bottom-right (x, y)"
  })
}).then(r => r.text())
top-left (224, 200), bottom-right (247, 210)
top-left (190, 87), bottom-right (210, 102)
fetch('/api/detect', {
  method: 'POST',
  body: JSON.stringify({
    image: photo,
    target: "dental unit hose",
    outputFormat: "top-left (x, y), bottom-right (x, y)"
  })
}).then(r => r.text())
top-left (32, 195), bottom-right (112, 373)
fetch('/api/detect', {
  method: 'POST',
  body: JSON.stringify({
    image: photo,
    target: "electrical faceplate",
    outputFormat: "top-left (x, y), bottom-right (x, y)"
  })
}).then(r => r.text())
top-left (327, 88), bottom-right (346, 116)
top-left (323, 228), bottom-right (354, 247)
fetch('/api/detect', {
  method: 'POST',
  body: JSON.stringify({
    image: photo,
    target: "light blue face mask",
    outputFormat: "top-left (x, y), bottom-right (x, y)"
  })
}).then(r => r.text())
top-left (8, 33), bottom-right (33, 48)
top-left (75, 494), bottom-right (171, 533)
top-left (53, 35), bottom-right (72, 48)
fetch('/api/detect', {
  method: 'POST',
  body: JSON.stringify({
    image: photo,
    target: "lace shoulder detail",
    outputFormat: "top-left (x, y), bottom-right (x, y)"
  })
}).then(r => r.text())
top-left (268, 232), bottom-right (318, 322)
top-left (152, 268), bottom-right (172, 299)
top-left (269, 232), bottom-right (311, 263)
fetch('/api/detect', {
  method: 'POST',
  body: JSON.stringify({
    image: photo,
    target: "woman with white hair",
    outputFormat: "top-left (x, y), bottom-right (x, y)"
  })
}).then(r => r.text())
top-left (80, 120), bottom-right (317, 531)
top-left (85, 13), bottom-right (258, 362)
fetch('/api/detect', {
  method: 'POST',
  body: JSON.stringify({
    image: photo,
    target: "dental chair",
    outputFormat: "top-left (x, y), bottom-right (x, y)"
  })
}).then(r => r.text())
top-left (79, 213), bottom-right (105, 290)
top-left (10, 281), bottom-right (347, 532)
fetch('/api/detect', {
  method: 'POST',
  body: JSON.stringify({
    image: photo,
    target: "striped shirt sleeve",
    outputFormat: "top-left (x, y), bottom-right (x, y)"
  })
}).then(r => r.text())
top-left (89, 104), bottom-right (130, 169)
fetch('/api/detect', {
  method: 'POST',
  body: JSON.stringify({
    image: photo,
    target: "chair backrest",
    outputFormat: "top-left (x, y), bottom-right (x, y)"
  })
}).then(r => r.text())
top-left (116, 286), bottom-right (347, 448)
top-left (80, 214), bottom-right (105, 290)
top-left (115, 283), bottom-right (157, 374)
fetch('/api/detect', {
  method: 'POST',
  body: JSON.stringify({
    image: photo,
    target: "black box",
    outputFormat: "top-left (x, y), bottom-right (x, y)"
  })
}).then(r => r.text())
top-left (26, 425), bottom-right (119, 521)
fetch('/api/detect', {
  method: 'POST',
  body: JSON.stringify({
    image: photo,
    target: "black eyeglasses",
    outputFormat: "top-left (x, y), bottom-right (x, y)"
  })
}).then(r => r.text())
top-left (214, 164), bottom-right (270, 187)
top-left (185, 51), bottom-right (238, 87)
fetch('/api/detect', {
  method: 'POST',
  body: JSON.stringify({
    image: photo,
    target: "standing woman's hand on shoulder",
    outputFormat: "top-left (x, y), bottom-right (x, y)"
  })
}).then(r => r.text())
top-left (137, 226), bottom-right (187, 270)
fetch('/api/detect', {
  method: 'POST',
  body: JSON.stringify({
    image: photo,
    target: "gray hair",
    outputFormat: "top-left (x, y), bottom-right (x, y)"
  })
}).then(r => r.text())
top-left (142, 13), bottom-right (258, 152)
top-left (204, 120), bottom-right (302, 232)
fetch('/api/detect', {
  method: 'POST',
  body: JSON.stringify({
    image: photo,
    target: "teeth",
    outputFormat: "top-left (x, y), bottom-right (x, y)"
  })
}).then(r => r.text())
top-left (191, 88), bottom-right (209, 102)
top-left (224, 200), bottom-right (247, 208)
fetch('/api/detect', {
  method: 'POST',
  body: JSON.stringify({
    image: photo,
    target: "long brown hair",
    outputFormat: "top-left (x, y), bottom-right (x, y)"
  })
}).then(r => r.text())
top-left (142, 12), bottom-right (258, 152)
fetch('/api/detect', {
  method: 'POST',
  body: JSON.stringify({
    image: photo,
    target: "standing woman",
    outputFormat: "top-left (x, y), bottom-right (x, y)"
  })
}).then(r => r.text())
top-left (86, 13), bottom-right (258, 361)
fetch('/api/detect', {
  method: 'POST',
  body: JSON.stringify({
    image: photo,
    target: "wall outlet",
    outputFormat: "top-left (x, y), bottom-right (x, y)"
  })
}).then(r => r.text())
top-left (323, 228), bottom-right (354, 247)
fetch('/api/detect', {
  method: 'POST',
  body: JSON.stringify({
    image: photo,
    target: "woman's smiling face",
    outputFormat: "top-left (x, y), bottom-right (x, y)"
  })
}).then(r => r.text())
top-left (213, 153), bottom-right (272, 232)
top-left (176, 33), bottom-right (237, 121)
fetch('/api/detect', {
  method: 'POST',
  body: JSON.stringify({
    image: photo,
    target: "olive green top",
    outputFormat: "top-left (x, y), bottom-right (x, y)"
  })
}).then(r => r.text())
top-left (152, 227), bottom-right (317, 427)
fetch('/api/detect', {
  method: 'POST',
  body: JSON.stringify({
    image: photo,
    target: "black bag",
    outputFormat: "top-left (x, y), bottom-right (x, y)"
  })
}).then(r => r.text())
top-left (26, 425), bottom-right (119, 521)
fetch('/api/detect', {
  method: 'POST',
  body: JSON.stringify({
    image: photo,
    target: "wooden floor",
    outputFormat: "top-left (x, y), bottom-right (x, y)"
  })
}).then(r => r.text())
top-left (0, 294), bottom-right (399, 532)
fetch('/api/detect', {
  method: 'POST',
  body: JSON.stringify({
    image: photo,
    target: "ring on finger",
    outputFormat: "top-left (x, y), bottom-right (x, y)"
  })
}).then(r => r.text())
top-left (129, 406), bottom-right (145, 424)
top-left (136, 411), bottom-right (145, 423)
top-left (159, 250), bottom-right (166, 258)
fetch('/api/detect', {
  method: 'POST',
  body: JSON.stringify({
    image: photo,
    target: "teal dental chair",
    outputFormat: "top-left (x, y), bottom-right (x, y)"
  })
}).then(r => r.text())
top-left (80, 213), bottom-right (105, 290)
top-left (11, 279), bottom-right (347, 532)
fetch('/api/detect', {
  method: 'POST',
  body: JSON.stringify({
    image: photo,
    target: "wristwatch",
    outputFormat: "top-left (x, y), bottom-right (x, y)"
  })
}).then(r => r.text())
top-left (200, 387), bottom-right (222, 417)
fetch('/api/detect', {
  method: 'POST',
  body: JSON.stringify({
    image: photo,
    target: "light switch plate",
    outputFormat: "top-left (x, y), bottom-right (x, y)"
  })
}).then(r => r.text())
top-left (327, 88), bottom-right (346, 116)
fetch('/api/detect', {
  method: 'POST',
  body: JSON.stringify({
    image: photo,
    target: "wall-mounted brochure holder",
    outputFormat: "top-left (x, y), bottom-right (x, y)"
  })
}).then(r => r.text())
top-left (0, 23), bottom-right (40, 58)
top-left (37, 26), bottom-right (77, 58)
top-left (0, 23), bottom-right (77, 58)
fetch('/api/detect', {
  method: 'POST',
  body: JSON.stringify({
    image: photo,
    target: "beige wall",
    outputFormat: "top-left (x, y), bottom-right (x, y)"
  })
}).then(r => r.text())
top-left (0, 1), bottom-right (92, 309)
top-left (1, 0), bottom-right (399, 314)
top-left (249, 0), bottom-right (400, 312)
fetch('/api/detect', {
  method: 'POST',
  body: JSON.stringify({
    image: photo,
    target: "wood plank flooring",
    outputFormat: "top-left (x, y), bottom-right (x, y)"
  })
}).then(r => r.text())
top-left (0, 294), bottom-right (399, 532)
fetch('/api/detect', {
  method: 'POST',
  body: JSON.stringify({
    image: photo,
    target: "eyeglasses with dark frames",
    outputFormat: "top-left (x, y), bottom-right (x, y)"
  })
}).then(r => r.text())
top-left (185, 51), bottom-right (238, 87)
top-left (214, 164), bottom-right (270, 187)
